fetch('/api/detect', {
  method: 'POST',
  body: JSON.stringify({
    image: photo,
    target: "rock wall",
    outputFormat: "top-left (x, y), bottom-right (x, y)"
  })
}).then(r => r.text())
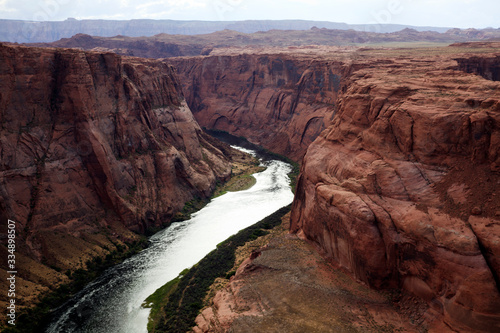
top-left (0, 44), bottom-right (231, 299)
top-left (170, 53), bottom-right (345, 161)
top-left (290, 54), bottom-right (500, 332)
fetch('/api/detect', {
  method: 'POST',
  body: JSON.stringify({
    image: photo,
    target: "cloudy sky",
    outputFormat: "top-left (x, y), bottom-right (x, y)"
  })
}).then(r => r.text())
top-left (0, 0), bottom-right (498, 29)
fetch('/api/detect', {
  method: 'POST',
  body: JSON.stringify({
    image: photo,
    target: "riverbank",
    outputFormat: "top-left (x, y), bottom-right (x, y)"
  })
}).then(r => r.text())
top-left (171, 147), bottom-right (265, 223)
top-left (1, 239), bottom-right (148, 333)
top-left (205, 129), bottom-right (300, 193)
top-left (212, 147), bottom-right (265, 198)
top-left (213, 162), bottom-right (265, 198)
top-left (144, 206), bottom-right (292, 333)
top-left (146, 208), bottom-right (427, 333)
top-left (0, 144), bottom-right (261, 333)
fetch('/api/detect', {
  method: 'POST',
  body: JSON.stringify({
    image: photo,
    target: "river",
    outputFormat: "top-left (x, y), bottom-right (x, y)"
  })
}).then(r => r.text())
top-left (46, 147), bottom-right (294, 333)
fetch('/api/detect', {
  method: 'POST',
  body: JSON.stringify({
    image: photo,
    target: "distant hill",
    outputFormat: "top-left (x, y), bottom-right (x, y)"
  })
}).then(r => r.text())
top-left (0, 18), bottom-right (455, 43)
top-left (24, 27), bottom-right (500, 59)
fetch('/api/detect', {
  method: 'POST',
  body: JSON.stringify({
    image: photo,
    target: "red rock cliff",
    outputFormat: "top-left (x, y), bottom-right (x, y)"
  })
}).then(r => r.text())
top-left (170, 50), bottom-right (348, 161)
top-left (0, 44), bottom-right (231, 302)
top-left (291, 51), bottom-right (500, 332)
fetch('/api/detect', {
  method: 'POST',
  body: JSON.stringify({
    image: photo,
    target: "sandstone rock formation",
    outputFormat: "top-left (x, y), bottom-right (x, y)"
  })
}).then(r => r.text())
top-left (291, 49), bottom-right (500, 332)
top-left (30, 33), bottom-right (206, 58)
top-left (2, 39), bottom-right (499, 332)
top-left (165, 45), bottom-right (500, 332)
top-left (0, 44), bottom-right (231, 307)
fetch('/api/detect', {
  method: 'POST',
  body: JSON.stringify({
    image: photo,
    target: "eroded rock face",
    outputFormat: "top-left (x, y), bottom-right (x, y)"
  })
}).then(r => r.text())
top-left (0, 44), bottom-right (231, 289)
top-left (170, 52), bottom-right (346, 161)
top-left (456, 55), bottom-right (500, 81)
top-left (291, 53), bottom-right (500, 332)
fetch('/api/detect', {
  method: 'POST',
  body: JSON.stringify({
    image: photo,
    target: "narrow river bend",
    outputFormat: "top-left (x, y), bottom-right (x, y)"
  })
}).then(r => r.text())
top-left (46, 147), bottom-right (294, 333)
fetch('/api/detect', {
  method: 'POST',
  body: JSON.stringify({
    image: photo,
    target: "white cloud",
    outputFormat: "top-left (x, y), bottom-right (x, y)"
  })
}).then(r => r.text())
top-left (0, 0), bottom-right (16, 13)
top-left (0, 0), bottom-right (498, 29)
top-left (136, 1), bottom-right (164, 10)
top-left (288, 0), bottom-right (320, 5)
top-left (137, 0), bottom-right (207, 11)
top-left (133, 0), bottom-right (208, 20)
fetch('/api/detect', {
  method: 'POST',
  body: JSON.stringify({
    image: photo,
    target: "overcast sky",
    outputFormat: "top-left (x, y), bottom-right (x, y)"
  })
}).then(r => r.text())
top-left (0, 0), bottom-right (498, 29)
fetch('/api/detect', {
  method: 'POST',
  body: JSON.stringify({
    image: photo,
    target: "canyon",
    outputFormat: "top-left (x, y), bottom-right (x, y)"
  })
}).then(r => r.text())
top-left (0, 37), bottom-right (499, 332)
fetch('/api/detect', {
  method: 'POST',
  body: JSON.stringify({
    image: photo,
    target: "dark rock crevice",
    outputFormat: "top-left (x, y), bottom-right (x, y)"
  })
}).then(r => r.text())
top-left (456, 56), bottom-right (500, 81)
top-left (468, 224), bottom-right (500, 293)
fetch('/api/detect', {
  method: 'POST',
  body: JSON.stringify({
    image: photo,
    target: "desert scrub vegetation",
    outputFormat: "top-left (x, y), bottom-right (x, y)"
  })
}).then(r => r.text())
top-left (142, 268), bottom-right (190, 332)
top-left (146, 205), bottom-right (292, 333)
top-left (213, 172), bottom-right (262, 198)
top-left (171, 196), bottom-right (211, 222)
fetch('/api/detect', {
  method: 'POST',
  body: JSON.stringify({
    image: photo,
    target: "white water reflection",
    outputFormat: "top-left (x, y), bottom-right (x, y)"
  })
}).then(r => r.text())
top-left (46, 149), bottom-right (293, 333)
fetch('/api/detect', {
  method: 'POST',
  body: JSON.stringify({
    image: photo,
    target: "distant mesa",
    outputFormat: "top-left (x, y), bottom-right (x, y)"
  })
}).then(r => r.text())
top-left (21, 25), bottom-right (500, 60)
top-left (0, 18), bottom-right (456, 43)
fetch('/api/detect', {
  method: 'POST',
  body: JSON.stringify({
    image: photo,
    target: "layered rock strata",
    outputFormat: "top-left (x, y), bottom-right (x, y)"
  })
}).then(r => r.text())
top-left (0, 44), bottom-right (231, 307)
